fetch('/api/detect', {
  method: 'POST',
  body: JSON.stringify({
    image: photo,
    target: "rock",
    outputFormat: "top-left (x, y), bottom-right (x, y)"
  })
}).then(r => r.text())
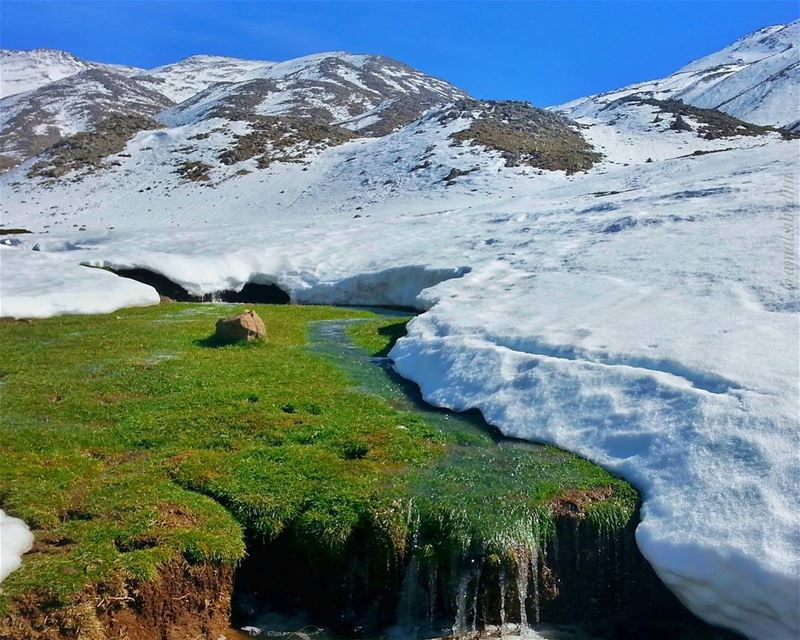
top-left (214, 310), bottom-right (266, 343)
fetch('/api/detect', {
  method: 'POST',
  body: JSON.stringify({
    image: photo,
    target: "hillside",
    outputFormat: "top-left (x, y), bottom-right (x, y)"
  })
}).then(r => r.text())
top-left (0, 48), bottom-right (143, 97)
top-left (158, 52), bottom-right (469, 135)
top-left (136, 54), bottom-right (273, 103)
top-left (0, 49), bottom-right (468, 171)
top-left (0, 69), bottom-right (173, 170)
top-left (558, 21), bottom-right (799, 129)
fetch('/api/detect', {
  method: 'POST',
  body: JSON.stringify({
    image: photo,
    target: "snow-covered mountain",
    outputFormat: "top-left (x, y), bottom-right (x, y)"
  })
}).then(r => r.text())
top-left (1, 75), bottom-right (784, 232)
top-left (0, 69), bottom-right (173, 170)
top-left (1, 21), bottom-right (799, 640)
top-left (136, 54), bottom-right (273, 103)
top-left (157, 52), bottom-right (469, 135)
top-left (559, 20), bottom-right (799, 129)
top-left (3, 21), bottom-right (795, 176)
top-left (0, 50), bottom-right (467, 170)
top-left (0, 48), bottom-right (143, 97)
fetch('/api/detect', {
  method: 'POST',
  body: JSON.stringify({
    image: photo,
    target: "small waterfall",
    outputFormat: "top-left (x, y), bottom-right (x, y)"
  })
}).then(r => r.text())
top-left (427, 562), bottom-right (437, 628)
top-left (619, 528), bottom-right (630, 610)
top-left (516, 552), bottom-right (529, 631)
top-left (531, 547), bottom-right (540, 626)
top-left (452, 570), bottom-right (471, 635)
top-left (471, 565), bottom-right (482, 631)
top-left (599, 526), bottom-right (606, 566)
top-left (397, 556), bottom-right (422, 634)
top-left (499, 569), bottom-right (507, 628)
top-left (552, 532), bottom-right (559, 565)
top-left (613, 528), bottom-right (623, 609)
top-left (229, 318), bottom-right (733, 640)
top-left (342, 557), bottom-right (358, 623)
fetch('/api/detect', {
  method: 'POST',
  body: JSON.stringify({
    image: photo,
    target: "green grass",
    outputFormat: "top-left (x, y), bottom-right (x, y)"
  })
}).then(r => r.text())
top-left (0, 304), bottom-right (636, 615)
top-left (346, 314), bottom-right (412, 356)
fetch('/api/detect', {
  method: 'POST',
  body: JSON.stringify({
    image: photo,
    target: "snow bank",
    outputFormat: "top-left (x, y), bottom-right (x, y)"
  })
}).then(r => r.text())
top-left (292, 265), bottom-right (470, 309)
top-left (0, 247), bottom-right (160, 318)
top-left (82, 250), bottom-right (469, 310)
top-left (391, 263), bottom-right (799, 639)
top-left (0, 509), bottom-right (33, 583)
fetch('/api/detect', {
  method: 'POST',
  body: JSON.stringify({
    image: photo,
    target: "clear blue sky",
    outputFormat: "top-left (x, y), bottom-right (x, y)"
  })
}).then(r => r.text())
top-left (2, 1), bottom-right (798, 106)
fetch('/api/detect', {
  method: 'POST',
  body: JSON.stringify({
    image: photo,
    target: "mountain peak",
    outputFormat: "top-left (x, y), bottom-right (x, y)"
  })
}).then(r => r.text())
top-left (0, 48), bottom-right (145, 98)
top-left (558, 20), bottom-right (799, 129)
top-left (156, 51), bottom-right (468, 136)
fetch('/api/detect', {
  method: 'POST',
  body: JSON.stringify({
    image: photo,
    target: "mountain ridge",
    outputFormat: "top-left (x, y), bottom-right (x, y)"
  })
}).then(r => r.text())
top-left (2, 20), bottom-right (796, 175)
top-left (0, 47), bottom-right (144, 97)
top-left (557, 19), bottom-right (799, 129)
top-left (0, 49), bottom-right (468, 169)
top-left (1, 22), bottom-right (795, 231)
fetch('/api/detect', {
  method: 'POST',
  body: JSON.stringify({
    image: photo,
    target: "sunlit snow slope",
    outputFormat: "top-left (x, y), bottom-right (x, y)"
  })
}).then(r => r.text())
top-left (136, 54), bottom-right (273, 103)
top-left (0, 49), bottom-right (467, 171)
top-left (559, 20), bottom-right (800, 130)
top-left (0, 48), bottom-right (143, 98)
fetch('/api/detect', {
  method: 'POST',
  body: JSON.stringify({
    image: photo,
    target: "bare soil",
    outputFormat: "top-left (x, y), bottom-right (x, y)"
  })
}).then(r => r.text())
top-left (0, 560), bottom-right (233, 640)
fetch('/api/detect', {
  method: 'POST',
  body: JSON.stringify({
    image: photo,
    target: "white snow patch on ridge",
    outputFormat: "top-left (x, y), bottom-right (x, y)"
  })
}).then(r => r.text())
top-left (0, 48), bottom-right (143, 98)
top-left (557, 20), bottom-right (800, 129)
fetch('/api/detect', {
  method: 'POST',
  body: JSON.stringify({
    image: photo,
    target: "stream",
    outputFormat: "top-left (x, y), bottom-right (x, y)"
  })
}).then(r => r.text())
top-left (232, 314), bottom-right (740, 640)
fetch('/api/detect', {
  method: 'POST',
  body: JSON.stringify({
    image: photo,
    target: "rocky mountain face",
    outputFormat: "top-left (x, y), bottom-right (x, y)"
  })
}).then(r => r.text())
top-left (0, 69), bottom-right (173, 170)
top-left (0, 50), bottom-right (468, 171)
top-left (136, 55), bottom-right (274, 103)
top-left (157, 53), bottom-right (470, 135)
top-left (558, 21), bottom-right (799, 129)
top-left (443, 99), bottom-right (601, 172)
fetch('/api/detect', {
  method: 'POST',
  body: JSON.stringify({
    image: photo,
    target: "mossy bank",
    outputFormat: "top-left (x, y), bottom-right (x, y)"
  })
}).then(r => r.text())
top-left (0, 304), bottom-right (667, 639)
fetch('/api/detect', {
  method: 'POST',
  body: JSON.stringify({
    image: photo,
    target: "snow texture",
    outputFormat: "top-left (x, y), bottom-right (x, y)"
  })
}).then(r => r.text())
top-left (2, 137), bottom-right (797, 638)
top-left (157, 51), bottom-right (467, 132)
top-left (0, 48), bottom-right (142, 98)
top-left (0, 68), bottom-right (173, 163)
top-left (136, 54), bottom-right (272, 103)
top-left (0, 247), bottom-right (161, 318)
top-left (0, 510), bottom-right (34, 583)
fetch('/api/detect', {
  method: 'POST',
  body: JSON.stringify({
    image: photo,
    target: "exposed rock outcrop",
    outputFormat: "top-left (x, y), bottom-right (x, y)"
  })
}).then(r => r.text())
top-left (443, 99), bottom-right (601, 173)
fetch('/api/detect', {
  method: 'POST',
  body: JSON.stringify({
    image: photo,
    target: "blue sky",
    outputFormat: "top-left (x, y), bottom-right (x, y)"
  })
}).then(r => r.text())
top-left (2, 1), bottom-right (798, 106)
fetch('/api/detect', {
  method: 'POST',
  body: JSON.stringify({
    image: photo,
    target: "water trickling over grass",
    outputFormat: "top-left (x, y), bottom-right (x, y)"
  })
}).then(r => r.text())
top-left (327, 316), bottom-right (637, 560)
top-left (0, 304), bottom-right (635, 628)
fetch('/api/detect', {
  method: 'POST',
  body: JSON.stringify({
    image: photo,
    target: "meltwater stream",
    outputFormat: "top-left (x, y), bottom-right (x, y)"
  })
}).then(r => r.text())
top-left (308, 314), bottom-right (509, 445)
top-left (232, 315), bottom-right (741, 640)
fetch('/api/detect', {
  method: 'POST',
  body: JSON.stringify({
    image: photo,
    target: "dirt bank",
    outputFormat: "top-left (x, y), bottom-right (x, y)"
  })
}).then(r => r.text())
top-left (0, 559), bottom-right (233, 640)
